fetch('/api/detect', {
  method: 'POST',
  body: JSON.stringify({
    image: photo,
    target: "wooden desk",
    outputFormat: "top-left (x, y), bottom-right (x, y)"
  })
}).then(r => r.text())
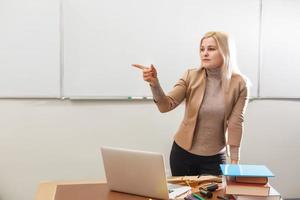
top-left (35, 180), bottom-right (224, 200)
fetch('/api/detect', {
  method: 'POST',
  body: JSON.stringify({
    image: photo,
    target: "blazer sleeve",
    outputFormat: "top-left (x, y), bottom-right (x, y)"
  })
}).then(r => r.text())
top-left (227, 79), bottom-right (249, 160)
top-left (151, 70), bottom-right (189, 113)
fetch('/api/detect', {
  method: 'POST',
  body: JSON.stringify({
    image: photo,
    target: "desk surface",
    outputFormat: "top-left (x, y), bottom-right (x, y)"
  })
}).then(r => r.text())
top-left (35, 180), bottom-right (224, 200)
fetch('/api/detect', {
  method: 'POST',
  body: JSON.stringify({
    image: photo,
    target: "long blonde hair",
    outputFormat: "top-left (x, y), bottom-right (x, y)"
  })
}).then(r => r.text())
top-left (200, 31), bottom-right (247, 91)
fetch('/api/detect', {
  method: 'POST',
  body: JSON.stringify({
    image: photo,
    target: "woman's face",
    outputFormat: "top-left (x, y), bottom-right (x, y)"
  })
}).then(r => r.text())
top-left (200, 37), bottom-right (223, 69)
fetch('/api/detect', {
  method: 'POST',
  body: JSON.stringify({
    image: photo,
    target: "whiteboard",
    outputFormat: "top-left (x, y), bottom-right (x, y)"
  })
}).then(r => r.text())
top-left (0, 0), bottom-right (60, 97)
top-left (63, 0), bottom-right (260, 98)
top-left (260, 0), bottom-right (300, 98)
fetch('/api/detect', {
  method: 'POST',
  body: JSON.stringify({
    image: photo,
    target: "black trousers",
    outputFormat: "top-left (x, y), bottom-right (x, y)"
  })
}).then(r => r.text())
top-left (170, 141), bottom-right (226, 176)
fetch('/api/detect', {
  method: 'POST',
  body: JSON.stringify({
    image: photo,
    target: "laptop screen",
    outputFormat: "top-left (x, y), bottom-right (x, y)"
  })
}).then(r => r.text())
top-left (101, 146), bottom-right (170, 199)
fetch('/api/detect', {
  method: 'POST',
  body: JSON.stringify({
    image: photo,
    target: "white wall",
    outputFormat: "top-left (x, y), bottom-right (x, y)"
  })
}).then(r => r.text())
top-left (0, 99), bottom-right (299, 200)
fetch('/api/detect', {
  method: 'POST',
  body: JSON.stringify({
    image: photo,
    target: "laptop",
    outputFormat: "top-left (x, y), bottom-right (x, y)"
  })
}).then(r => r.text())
top-left (101, 146), bottom-right (191, 200)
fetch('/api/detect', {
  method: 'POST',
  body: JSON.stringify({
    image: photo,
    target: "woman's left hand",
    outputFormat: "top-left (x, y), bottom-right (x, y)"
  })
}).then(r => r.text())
top-left (231, 159), bottom-right (238, 164)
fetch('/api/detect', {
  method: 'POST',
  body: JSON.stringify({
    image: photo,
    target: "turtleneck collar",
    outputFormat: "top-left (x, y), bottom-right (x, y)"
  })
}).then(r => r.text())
top-left (205, 67), bottom-right (223, 79)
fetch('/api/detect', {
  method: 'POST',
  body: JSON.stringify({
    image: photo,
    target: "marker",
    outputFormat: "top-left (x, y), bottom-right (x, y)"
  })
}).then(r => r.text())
top-left (192, 193), bottom-right (205, 200)
top-left (128, 96), bottom-right (153, 100)
top-left (128, 96), bottom-right (143, 100)
top-left (128, 96), bottom-right (144, 100)
top-left (199, 189), bottom-right (212, 198)
top-left (184, 195), bottom-right (198, 200)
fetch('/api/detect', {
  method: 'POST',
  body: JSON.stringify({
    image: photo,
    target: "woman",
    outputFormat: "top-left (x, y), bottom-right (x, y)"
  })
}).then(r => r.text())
top-left (132, 31), bottom-right (249, 176)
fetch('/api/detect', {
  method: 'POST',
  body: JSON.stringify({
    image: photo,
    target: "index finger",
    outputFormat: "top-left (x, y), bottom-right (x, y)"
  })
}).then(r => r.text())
top-left (131, 64), bottom-right (148, 70)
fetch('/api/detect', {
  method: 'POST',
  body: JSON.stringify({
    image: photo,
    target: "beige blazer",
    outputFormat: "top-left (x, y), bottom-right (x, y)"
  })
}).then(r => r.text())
top-left (153, 67), bottom-right (249, 153)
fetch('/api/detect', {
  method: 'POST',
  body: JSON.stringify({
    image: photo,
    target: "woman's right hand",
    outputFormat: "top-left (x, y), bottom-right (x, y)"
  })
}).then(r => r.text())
top-left (132, 64), bottom-right (159, 87)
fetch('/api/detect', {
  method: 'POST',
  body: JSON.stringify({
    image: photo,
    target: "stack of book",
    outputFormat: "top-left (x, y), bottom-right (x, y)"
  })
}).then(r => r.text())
top-left (220, 164), bottom-right (281, 200)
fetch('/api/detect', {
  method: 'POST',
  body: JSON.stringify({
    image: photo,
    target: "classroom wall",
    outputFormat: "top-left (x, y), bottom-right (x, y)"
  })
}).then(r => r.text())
top-left (0, 99), bottom-right (299, 200)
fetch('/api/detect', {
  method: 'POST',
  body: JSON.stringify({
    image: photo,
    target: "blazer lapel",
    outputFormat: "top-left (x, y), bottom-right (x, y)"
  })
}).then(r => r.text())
top-left (192, 68), bottom-right (207, 120)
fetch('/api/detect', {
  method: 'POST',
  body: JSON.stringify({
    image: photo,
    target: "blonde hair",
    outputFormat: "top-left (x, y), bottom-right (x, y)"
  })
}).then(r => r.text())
top-left (200, 31), bottom-right (247, 90)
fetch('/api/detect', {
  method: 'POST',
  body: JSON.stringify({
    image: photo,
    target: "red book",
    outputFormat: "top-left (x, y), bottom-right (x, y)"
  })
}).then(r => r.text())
top-left (233, 185), bottom-right (281, 200)
top-left (225, 178), bottom-right (270, 196)
top-left (235, 176), bottom-right (268, 184)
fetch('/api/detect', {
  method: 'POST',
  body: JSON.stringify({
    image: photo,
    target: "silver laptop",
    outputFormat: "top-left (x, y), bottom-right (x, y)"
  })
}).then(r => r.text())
top-left (101, 146), bottom-right (190, 200)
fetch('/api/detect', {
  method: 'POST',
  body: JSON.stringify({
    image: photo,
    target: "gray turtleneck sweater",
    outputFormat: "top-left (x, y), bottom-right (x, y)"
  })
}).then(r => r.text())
top-left (189, 68), bottom-right (226, 156)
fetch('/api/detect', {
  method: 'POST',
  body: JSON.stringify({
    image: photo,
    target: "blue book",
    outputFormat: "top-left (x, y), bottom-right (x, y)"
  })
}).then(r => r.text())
top-left (220, 164), bottom-right (274, 177)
